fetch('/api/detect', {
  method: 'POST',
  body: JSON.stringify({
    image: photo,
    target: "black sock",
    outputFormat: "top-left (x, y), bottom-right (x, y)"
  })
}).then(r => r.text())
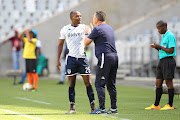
top-left (168, 89), bottom-right (174, 107)
top-left (154, 88), bottom-right (163, 106)
top-left (69, 87), bottom-right (75, 106)
top-left (86, 85), bottom-right (95, 108)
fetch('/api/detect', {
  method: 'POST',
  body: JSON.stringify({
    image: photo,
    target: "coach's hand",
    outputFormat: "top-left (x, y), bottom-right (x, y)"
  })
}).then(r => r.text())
top-left (57, 61), bottom-right (61, 72)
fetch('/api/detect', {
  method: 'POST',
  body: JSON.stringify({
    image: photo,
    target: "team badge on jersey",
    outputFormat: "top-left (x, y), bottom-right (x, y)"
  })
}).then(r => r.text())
top-left (67, 69), bottom-right (71, 74)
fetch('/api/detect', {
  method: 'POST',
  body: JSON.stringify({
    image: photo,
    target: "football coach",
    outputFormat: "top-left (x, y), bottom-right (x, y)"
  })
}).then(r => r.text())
top-left (84, 11), bottom-right (118, 114)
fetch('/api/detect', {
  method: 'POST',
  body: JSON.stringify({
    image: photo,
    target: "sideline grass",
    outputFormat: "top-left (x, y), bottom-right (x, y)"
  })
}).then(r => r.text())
top-left (0, 78), bottom-right (180, 120)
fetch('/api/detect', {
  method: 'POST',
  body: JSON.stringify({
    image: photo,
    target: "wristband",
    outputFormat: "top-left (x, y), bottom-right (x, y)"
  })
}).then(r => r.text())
top-left (85, 33), bottom-right (89, 35)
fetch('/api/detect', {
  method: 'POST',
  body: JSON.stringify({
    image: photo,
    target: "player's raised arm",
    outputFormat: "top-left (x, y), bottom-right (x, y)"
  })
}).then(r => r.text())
top-left (84, 24), bottom-right (93, 46)
top-left (18, 30), bottom-right (26, 41)
top-left (25, 29), bottom-right (33, 43)
top-left (57, 39), bottom-right (65, 72)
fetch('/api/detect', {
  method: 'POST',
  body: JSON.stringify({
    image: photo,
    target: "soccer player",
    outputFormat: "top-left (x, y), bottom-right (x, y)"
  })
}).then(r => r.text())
top-left (57, 11), bottom-right (96, 114)
top-left (84, 11), bottom-right (118, 114)
top-left (145, 20), bottom-right (176, 110)
top-left (19, 29), bottom-right (39, 92)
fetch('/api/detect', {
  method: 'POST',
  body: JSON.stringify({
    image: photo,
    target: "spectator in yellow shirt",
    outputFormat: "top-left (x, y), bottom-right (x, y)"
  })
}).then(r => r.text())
top-left (19, 29), bottom-right (38, 92)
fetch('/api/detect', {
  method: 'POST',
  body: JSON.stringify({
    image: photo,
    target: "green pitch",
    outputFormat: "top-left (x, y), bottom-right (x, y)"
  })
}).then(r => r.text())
top-left (0, 78), bottom-right (180, 120)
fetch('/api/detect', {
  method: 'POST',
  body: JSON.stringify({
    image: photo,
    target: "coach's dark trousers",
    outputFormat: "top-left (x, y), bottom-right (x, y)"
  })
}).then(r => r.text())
top-left (95, 53), bottom-right (118, 109)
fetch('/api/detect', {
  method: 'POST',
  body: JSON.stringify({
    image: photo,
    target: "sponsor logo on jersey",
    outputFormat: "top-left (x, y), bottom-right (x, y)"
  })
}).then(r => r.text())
top-left (68, 32), bottom-right (84, 38)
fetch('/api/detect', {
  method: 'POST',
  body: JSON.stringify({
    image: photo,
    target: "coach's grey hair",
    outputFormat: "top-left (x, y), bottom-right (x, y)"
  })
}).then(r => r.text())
top-left (156, 20), bottom-right (167, 27)
top-left (95, 11), bottom-right (106, 22)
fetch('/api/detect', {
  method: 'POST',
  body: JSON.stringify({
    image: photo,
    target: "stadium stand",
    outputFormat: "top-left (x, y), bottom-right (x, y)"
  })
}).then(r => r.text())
top-left (115, 17), bottom-right (180, 78)
top-left (0, 0), bottom-right (84, 42)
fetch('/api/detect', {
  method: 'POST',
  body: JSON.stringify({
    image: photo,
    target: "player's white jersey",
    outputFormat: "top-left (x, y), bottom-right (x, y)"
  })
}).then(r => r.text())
top-left (59, 24), bottom-right (87, 58)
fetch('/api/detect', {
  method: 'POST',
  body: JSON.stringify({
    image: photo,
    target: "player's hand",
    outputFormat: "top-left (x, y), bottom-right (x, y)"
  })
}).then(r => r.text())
top-left (57, 61), bottom-right (61, 72)
top-left (25, 29), bottom-right (30, 34)
top-left (89, 23), bottom-right (93, 32)
top-left (84, 25), bottom-right (90, 34)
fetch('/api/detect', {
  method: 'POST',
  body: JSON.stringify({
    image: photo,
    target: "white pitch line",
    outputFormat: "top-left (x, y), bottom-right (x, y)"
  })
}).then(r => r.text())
top-left (0, 108), bottom-right (44, 120)
top-left (16, 97), bottom-right (51, 105)
top-left (100, 114), bottom-right (131, 120)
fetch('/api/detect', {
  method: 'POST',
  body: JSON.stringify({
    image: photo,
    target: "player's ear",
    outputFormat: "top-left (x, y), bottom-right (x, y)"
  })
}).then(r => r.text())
top-left (70, 15), bottom-right (73, 20)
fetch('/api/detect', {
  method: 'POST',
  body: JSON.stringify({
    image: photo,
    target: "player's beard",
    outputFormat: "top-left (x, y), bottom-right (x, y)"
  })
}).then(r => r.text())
top-left (78, 19), bottom-right (81, 24)
top-left (78, 21), bottom-right (81, 24)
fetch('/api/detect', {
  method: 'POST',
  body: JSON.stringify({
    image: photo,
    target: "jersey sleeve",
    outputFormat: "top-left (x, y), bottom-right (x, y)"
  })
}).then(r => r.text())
top-left (36, 40), bottom-right (41, 48)
top-left (32, 38), bottom-right (37, 44)
top-left (168, 35), bottom-right (176, 48)
top-left (88, 28), bottom-right (99, 40)
top-left (59, 27), bottom-right (66, 40)
top-left (23, 37), bottom-right (27, 42)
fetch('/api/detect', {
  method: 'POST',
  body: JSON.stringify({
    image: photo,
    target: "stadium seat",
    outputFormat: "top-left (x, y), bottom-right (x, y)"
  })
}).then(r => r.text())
top-left (36, 0), bottom-right (47, 11)
top-left (14, 0), bottom-right (25, 11)
top-left (6, 69), bottom-right (22, 85)
top-left (47, 0), bottom-right (58, 11)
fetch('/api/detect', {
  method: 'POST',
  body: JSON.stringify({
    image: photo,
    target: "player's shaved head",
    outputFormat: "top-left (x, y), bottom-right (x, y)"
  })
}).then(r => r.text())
top-left (95, 11), bottom-right (106, 22)
top-left (70, 11), bottom-right (81, 26)
top-left (70, 11), bottom-right (79, 18)
top-left (156, 20), bottom-right (167, 27)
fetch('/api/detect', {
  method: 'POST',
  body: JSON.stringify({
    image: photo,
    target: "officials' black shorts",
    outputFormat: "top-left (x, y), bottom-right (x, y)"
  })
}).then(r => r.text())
top-left (65, 56), bottom-right (91, 76)
top-left (26, 59), bottom-right (37, 73)
top-left (156, 57), bottom-right (176, 80)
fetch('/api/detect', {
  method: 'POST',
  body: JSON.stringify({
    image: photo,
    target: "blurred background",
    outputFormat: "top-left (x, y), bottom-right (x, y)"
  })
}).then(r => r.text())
top-left (1, 0), bottom-right (180, 80)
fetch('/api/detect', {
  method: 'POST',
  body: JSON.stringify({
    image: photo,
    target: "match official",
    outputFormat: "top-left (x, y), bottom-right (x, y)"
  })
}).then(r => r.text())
top-left (145, 20), bottom-right (176, 110)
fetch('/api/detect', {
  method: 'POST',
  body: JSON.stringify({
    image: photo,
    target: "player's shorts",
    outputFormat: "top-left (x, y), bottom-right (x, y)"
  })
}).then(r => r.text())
top-left (65, 56), bottom-right (91, 76)
top-left (26, 59), bottom-right (37, 73)
top-left (156, 56), bottom-right (176, 80)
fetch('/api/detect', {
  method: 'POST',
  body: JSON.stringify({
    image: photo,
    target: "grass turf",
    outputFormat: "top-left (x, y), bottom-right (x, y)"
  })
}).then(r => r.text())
top-left (0, 78), bottom-right (180, 120)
